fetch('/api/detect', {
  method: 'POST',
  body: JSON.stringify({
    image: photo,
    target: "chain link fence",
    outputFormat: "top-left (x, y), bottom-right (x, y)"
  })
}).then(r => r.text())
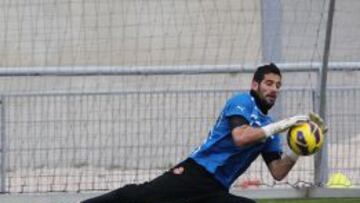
top-left (0, 87), bottom-right (359, 193)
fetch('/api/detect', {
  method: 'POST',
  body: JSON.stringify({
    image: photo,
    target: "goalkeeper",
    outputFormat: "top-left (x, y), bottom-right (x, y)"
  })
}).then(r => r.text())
top-left (81, 63), bottom-right (326, 203)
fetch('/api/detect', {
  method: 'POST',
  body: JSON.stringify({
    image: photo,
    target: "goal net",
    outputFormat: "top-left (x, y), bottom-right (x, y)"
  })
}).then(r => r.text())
top-left (0, 0), bottom-right (359, 194)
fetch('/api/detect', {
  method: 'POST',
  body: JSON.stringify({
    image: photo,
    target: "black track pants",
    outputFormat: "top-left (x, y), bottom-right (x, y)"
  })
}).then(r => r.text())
top-left (81, 159), bottom-right (256, 203)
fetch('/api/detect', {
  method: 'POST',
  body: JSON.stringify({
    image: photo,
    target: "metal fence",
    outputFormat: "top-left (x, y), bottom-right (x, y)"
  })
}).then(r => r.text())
top-left (0, 87), bottom-right (359, 193)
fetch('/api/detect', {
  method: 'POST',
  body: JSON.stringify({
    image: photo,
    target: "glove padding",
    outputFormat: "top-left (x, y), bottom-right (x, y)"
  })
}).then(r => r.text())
top-left (261, 115), bottom-right (309, 137)
top-left (309, 112), bottom-right (328, 134)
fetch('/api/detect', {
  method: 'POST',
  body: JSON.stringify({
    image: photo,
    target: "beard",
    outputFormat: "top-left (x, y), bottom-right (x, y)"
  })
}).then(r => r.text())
top-left (250, 89), bottom-right (274, 113)
top-left (262, 96), bottom-right (274, 110)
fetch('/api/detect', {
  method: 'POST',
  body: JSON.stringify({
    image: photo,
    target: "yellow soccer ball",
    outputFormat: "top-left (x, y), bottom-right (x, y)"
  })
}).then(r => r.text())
top-left (287, 121), bottom-right (324, 156)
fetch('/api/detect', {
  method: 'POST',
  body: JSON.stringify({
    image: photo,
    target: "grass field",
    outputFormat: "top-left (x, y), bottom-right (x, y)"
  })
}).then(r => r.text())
top-left (258, 198), bottom-right (360, 203)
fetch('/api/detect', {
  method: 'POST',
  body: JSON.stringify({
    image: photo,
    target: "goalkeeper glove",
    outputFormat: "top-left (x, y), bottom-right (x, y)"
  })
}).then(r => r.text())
top-left (261, 115), bottom-right (309, 138)
top-left (309, 112), bottom-right (328, 134)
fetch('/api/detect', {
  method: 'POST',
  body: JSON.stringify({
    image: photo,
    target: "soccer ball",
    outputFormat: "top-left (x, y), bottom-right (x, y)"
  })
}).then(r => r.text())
top-left (287, 121), bottom-right (324, 156)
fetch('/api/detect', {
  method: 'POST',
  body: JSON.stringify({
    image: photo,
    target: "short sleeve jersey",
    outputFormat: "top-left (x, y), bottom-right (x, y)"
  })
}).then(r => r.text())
top-left (190, 91), bottom-right (282, 189)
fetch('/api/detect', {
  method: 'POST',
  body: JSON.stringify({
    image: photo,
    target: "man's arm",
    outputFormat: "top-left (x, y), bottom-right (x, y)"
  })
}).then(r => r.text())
top-left (229, 116), bottom-right (267, 146)
top-left (230, 115), bottom-right (304, 181)
top-left (231, 117), bottom-right (298, 180)
top-left (231, 113), bottom-right (326, 181)
top-left (263, 151), bottom-right (298, 181)
top-left (230, 115), bottom-right (308, 146)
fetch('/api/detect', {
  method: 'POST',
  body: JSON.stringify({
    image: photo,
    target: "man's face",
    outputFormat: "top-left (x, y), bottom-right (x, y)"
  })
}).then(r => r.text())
top-left (251, 73), bottom-right (282, 107)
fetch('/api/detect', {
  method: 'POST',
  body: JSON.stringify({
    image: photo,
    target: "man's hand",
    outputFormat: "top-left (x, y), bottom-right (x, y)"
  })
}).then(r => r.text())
top-left (261, 115), bottom-right (309, 138)
top-left (309, 112), bottom-right (328, 134)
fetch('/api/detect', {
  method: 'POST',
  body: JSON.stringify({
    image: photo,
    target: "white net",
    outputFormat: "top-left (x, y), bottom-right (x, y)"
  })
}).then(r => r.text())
top-left (0, 0), bottom-right (359, 193)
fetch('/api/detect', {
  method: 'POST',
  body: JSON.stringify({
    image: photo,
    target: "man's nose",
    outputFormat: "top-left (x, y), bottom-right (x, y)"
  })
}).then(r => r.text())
top-left (271, 85), bottom-right (279, 92)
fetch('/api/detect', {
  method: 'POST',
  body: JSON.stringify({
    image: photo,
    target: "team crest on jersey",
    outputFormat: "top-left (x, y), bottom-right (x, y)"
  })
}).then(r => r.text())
top-left (172, 166), bottom-right (184, 175)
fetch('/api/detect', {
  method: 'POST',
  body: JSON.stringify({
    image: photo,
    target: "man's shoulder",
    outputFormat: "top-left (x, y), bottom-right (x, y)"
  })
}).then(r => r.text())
top-left (222, 92), bottom-right (256, 117)
top-left (228, 92), bottom-right (254, 106)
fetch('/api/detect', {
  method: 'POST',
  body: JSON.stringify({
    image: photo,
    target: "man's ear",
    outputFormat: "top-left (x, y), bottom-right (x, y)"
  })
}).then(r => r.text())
top-left (251, 80), bottom-right (259, 90)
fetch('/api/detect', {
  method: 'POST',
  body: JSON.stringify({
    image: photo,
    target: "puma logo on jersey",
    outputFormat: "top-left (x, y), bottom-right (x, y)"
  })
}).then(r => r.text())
top-left (236, 105), bottom-right (245, 112)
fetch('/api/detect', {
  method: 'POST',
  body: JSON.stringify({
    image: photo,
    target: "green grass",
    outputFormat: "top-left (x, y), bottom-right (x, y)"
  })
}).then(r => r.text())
top-left (258, 198), bottom-right (360, 203)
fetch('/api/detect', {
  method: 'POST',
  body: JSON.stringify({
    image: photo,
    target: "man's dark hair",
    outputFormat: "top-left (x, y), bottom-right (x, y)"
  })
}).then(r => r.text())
top-left (252, 63), bottom-right (281, 83)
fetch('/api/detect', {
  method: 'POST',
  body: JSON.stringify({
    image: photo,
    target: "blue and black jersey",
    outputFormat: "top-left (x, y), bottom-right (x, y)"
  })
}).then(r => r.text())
top-left (190, 91), bottom-right (282, 189)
